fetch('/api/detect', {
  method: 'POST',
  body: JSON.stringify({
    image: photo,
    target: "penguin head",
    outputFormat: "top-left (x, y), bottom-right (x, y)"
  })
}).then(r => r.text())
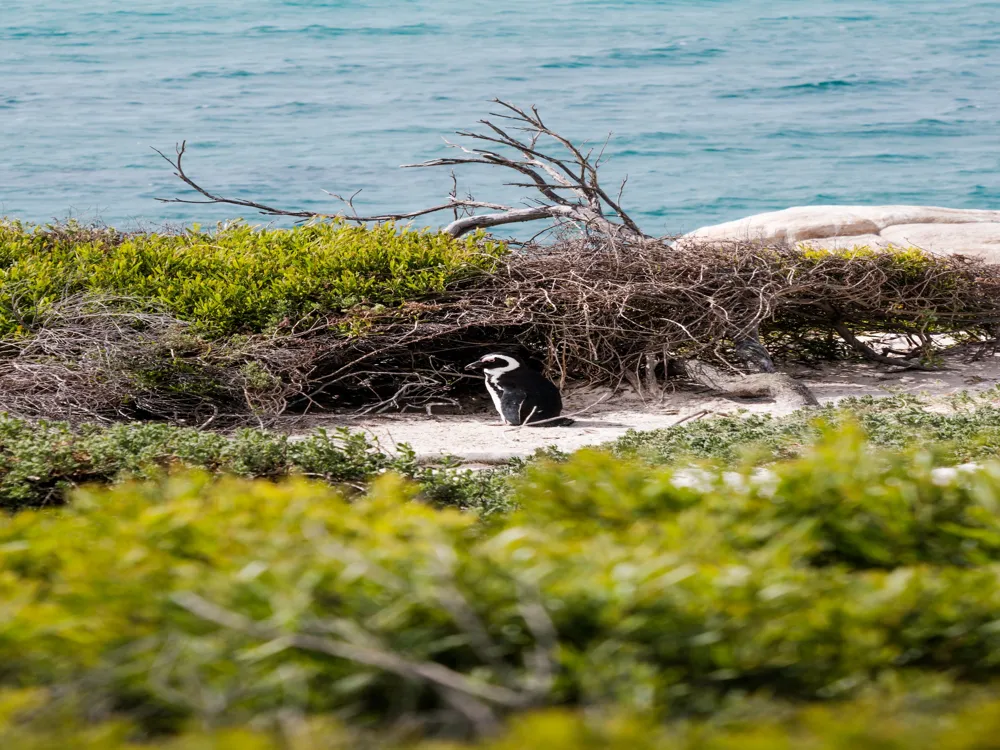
top-left (464, 353), bottom-right (521, 377)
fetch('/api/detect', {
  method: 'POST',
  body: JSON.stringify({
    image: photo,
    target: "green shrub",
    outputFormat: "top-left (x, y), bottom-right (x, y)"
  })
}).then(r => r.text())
top-left (450, 698), bottom-right (1000, 750)
top-left (0, 415), bottom-right (514, 511)
top-left (6, 390), bottom-right (1000, 514)
top-left (0, 221), bottom-right (504, 337)
top-left (611, 391), bottom-right (1000, 466)
top-left (5, 429), bottom-right (1000, 739)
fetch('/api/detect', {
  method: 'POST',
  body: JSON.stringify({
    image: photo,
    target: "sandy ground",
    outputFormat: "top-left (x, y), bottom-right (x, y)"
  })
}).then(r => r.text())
top-left (292, 349), bottom-right (1000, 464)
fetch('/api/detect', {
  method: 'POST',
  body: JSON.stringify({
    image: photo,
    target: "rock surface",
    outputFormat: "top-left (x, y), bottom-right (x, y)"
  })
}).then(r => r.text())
top-left (683, 205), bottom-right (1000, 261)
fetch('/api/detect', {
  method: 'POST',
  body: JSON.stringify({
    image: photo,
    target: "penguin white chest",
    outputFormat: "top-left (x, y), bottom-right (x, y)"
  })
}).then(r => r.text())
top-left (484, 376), bottom-right (506, 423)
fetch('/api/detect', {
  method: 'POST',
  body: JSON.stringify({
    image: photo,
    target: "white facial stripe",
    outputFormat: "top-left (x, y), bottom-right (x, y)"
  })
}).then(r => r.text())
top-left (481, 354), bottom-right (519, 377)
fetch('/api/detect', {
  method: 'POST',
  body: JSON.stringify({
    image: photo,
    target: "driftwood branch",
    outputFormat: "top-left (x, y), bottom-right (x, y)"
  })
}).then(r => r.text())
top-left (678, 360), bottom-right (819, 406)
top-left (154, 100), bottom-right (647, 239)
top-left (833, 321), bottom-right (946, 371)
top-left (153, 142), bottom-right (327, 219)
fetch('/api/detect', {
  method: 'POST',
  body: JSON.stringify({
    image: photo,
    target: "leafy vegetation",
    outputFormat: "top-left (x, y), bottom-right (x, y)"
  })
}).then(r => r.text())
top-left (0, 220), bottom-right (504, 338)
top-left (0, 220), bottom-right (510, 422)
top-left (612, 391), bottom-right (1000, 466)
top-left (4, 428), bottom-right (1000, 744)
top-left (3, 216), bottom-right (1000, 745)
top-left (0, 415), bottom-right (514, 512)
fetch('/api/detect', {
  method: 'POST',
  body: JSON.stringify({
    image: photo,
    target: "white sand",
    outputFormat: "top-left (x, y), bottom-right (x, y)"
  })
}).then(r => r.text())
top-left (291, 350), bottom-right (1000, 464)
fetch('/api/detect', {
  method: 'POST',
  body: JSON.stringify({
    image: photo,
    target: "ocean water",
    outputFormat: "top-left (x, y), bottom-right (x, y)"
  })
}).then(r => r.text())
top-left (2, 0), bottom-right (999, 236)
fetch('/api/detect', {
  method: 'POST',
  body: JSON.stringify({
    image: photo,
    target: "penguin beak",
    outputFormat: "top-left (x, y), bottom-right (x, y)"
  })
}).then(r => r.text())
top-left (464, 359), bottom-right (485, 372)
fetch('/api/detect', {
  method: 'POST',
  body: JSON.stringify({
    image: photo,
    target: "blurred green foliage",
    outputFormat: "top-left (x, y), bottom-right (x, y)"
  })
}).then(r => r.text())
top-left (7, 694), bottom-right (1000, 749)
top-left (4, 428), bottom-right (1000, 744)
top-left (0, 220), bottom-right (504, 337)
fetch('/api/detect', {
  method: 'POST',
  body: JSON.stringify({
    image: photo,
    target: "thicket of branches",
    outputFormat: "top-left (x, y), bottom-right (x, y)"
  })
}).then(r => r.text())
top-left (287, 239), bottom-right (1000, 413)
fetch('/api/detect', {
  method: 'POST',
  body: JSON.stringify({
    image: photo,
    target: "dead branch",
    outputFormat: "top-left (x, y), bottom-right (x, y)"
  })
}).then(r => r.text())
top-left (677, 360), bottom-right (819, 406)
top-left (153, 142), bottom-right (328, 219)
top-left (0, 294), bottom-right (305, 425)
top-left (155, 100), bottom-right (647, 239)
top-left (832, 320), bottom-right (946, 372)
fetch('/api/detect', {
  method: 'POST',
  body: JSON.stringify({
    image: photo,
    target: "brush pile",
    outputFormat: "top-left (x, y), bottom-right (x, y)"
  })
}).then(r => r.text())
top-left (312, 236), bottom-right (1000, 408)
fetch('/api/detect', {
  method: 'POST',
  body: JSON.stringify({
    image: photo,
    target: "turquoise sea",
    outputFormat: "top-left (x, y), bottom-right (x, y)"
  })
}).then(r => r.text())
top-left (2, 0), bottom-right (999, 235)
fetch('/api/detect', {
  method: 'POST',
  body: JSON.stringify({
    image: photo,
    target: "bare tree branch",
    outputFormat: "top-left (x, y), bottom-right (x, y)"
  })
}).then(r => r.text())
top-left (153, 142), bottom-right (328, 218)
top-left (442, 207), bottom-right (566, 237)
top-left (154, 100), bottom-right (649, 240)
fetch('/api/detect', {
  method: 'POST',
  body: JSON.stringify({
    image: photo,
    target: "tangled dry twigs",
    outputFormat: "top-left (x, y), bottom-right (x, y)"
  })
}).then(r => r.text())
top-left (0, 296), bottom-right (309, 425)
top-left (352, 237), bottom-right (1000, 385)
top-left (267, 237), bottom-right (1000, 415)
top-left (0, 297), bottom-right (218, 423)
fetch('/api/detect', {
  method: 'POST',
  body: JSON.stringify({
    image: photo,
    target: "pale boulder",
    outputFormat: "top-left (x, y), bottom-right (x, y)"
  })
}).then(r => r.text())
top-left (877, 223), bottom-right (1000, 258)
top-left (683, 205), bottom-right (1000, 262)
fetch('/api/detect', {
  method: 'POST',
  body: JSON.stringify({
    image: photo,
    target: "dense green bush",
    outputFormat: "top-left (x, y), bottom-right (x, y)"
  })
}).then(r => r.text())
top-left (5, 429), bottom-right (1000, 742)
top-left (522, 429), bottom-right (1000, 568)
top-left (0, 221), bottom-right (504, 337)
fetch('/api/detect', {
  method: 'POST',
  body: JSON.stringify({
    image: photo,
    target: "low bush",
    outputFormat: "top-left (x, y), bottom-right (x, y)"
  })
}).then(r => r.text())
top-left (6, 391), bottom-right (1000, 513)
top-left (0, 415), bottom-right (514, 513)
top-left (612, 391), bottom-right (1000, 466)
top-left (0, 220), bottom-right (508, 422)
top-left (4, 428), bottom-right (1000, 741)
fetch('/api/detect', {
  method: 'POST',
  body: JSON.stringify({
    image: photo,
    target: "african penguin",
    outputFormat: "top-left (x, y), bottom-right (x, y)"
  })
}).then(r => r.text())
top-left (465, 353), bottom-right (572, 426)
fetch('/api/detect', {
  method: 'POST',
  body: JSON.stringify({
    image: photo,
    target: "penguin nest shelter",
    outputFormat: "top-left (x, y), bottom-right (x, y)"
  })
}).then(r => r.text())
top-left (283, 236), bottom-right (1000, 416)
